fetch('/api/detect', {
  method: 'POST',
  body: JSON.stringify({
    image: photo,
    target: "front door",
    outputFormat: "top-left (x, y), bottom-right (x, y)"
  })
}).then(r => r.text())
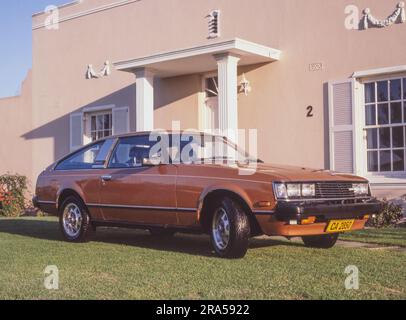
top-left (99, 135), bottom-right (178, 226)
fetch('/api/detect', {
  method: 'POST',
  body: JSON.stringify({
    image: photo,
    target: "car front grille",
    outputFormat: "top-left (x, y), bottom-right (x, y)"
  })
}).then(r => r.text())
top-left (315, 182), bottom-right (356, 199)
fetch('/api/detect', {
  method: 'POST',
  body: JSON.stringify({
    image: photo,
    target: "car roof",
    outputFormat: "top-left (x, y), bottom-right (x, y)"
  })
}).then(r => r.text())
top-left (101, 130), bottom-right (226, 141)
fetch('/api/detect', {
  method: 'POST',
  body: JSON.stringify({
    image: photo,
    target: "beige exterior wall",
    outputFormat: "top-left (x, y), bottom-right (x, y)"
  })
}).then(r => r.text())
top-left (0, 71), bottom-right (33, 185)
top-left (0, 0), bottom-right (405, 206)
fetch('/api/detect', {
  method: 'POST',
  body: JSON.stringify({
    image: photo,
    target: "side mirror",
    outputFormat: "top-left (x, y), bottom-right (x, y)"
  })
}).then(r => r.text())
top-left (142, 156), bottom-right (162, 167)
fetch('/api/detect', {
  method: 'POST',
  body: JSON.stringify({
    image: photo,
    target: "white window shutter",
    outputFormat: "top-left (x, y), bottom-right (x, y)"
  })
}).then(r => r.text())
top-left (113, 107), bottom-right (130, 135)
top-left (70, 113), bottom-right (83, 151)
top-left (329, 79), bottom-right (356, 173)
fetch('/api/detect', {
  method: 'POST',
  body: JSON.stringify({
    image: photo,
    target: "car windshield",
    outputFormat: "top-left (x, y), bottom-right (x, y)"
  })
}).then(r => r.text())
top-left (170, 133), bottom-right (260, 165)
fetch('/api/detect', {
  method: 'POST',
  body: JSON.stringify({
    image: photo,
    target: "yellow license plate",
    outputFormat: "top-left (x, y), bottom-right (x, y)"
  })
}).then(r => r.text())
top-left (326, 219), bottom-right (355, 233)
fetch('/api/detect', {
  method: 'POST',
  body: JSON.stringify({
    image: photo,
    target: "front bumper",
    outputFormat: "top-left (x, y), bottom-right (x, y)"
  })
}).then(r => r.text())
top-left (274, 198), bottom-right (382, 222)
top-left (255, 198), bottom-right (382, 237)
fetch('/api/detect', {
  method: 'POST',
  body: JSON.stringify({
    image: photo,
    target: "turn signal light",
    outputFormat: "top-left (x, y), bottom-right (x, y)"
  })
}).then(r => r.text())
top-left (363, 215), bottom-right (370, 220)
top-left (301, 216), bottom-right (316, 225)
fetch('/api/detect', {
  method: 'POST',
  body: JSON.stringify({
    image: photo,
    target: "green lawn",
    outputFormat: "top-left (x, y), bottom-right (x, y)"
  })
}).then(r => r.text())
top-left (0, 217), bottom-right (405, 300)
top-left (341, 228), bottom-right (406, 247)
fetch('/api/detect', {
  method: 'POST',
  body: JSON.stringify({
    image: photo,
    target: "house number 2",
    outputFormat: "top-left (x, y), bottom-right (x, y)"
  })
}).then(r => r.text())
top-left (307, 106), bottom-right (314, 117)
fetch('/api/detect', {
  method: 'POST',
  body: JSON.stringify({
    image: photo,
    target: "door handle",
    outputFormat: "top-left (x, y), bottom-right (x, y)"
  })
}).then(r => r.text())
top-left (101, 175), bottom-right (112, 182)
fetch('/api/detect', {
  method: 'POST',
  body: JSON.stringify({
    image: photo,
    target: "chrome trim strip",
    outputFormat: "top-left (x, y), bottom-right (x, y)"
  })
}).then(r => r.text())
top-left (276, 196), bottom-right (372, 203)
top-left (253, 210), bottom-right (275, 215)
top-left (37, 200), bottom-right (57, 205)
top-left (86, 203), bottom-right (196, 212)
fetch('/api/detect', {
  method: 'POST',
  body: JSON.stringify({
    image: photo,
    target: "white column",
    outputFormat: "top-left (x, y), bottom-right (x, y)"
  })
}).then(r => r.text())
top-left (214, 53), bottom-right (240, 142)
top-left (134, 68), bottom-right (154, 131)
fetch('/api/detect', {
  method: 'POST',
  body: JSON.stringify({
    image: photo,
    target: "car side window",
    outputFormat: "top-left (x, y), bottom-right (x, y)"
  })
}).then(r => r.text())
top-left (55, 142), bottom-right (104, 170)
top-left (109, 136), bottom-right (159, 168)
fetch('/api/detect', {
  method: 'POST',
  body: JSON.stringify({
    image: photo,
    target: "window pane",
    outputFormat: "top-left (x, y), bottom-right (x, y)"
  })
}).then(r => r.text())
top-left (377, 81), bottom-right (388, 102)
top-left (367, 151), bottom-right (378, 172)
top-left (393, 150), bottom-right (405, 171)
top-left (404, 78), bottom-right (406, 99)
top-left (379, 127), bottom-right (390, 148)
top-left (390, 79), bottom-right (401, 101)
top-left (56, 142), bottom-right (103, 170)
top-left (205, 77), bottom-right (218, 98)
top-left (404, 103), bottom-right (406, 123)
top-left (97, 115), bottom-right (103, 131)
top-left (365, 105), bottom-right (376, 125)
top-left (378, 104), bottom-right (389, 124)
top-left (380, 150), bottom-right (391, 171)
top-left (367, 128), bottom-right (378, 149)
top-left (390, 102), bottom-right (402, 124)
top-left (365, 83), bottom-right (375, 103)
top-left (109, 136), bottom-right (157, 168)
top-left (103, 114), bottom-right (111, 130)
top-left (392, 126), bottom-right (404, 148)
top-left (91, 116), bottom-right (96, 131)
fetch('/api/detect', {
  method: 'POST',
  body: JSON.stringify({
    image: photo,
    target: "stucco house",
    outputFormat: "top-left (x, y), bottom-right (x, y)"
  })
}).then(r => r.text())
top-left (0, 0), bottom-right (405, 210)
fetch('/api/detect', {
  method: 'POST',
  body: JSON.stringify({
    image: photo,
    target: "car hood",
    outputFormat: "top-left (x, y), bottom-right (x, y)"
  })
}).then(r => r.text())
top-left (243, 163), bottom-right (367, 182)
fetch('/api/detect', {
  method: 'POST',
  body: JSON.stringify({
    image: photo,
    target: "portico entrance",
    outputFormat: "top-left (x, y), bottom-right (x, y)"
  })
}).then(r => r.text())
top-left (114, 38), bottom-right (281, 142)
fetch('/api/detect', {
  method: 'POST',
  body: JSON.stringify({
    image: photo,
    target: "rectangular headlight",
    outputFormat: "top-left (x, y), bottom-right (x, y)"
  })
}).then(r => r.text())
top-left (287, 184), bottom-right (301, 198)
top-left (352, 183), bottom-right (369, 196)
top-left (301, 184), bottom-right (316, 197)
top-left (274, 183), bottom-right (287, 199)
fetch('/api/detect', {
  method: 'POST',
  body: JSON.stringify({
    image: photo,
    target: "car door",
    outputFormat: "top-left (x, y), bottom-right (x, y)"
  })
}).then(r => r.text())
top-left (98, 135), bottom-right (178, 226)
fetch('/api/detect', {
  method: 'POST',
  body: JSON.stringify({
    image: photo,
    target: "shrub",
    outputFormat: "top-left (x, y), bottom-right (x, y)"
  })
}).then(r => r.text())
top-left (367, 200), bottom-right (404, 228)
top-left (0, 174), bottom-right (28, 217)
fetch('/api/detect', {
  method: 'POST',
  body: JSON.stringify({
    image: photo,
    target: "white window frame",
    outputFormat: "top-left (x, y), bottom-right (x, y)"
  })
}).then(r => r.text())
top-left (82, 105), bottom-right (115, 144)
top-left (353, 70), bottom-right (406, 185)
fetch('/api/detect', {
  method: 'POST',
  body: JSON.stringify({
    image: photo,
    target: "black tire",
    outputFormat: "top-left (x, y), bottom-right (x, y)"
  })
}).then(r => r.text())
top-left (302, 233), bottom-right (339, 249)
top-left (59, 196), bottom-right (93, 242)
top-left (149, 228), bottom-right (176, 238)
top-left (210, 197), bottom-right (250, 259)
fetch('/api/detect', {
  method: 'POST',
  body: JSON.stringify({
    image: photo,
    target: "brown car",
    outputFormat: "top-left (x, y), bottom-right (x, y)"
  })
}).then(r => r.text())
top-left (33, 131), bottom-right (381, 258)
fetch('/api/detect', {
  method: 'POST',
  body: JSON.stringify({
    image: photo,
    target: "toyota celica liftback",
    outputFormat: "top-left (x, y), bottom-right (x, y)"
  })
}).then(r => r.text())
top-left (33, 131), bottom-right (382, 259)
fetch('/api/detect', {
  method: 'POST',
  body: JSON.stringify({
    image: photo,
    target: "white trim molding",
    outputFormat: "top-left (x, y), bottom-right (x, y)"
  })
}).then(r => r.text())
top-left (114, 38), bottom-right (281, 72)
top-left (32, 0), bottom-right (141, 30)
top-left (352, 65), bottom-right (406, 79)
top-left (352, 71), bottom-right (406, 185)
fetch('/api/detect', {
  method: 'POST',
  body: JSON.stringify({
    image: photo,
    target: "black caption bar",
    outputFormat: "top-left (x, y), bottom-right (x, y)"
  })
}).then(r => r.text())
top-left (0, 300), bottom-right (400, 319)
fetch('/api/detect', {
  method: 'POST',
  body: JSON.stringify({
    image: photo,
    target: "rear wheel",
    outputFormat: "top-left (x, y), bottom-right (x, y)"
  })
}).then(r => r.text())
top-left (210, 197), bottom-right (250, 259)
top-left (302, 233), bottom-right (339, 249)
top-left (59, 196), bottom-right (93, 242)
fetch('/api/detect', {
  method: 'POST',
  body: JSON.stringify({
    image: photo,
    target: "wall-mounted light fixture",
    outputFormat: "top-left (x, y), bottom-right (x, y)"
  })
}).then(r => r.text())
top-left (239, 74), bottom-right (252, 96)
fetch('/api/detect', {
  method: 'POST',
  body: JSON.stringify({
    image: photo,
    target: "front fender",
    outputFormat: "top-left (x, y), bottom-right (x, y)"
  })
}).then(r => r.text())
top-left (197, 183), bottom-right (254, 222)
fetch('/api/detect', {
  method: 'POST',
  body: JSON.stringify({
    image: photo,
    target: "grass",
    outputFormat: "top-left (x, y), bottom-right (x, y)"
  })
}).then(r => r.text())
top-left (0, 217), bottom-right (405, 300)
top-left (340, 227), bottom-right (406, 247)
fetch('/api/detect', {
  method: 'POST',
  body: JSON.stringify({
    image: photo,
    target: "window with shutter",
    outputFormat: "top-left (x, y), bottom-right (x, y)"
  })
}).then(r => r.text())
top-left (363, 77), bottom-right (406, 173)
top-left (328, 80), bottom-right (355, 173)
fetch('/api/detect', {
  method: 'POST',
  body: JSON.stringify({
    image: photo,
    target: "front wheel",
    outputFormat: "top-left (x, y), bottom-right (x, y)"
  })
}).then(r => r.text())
top-left (302, 233), bottom-right (339, 249)
top-left (59, 196), bottom-right (93, 242)
top-left (210, 197), bottom-right (250, 259)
